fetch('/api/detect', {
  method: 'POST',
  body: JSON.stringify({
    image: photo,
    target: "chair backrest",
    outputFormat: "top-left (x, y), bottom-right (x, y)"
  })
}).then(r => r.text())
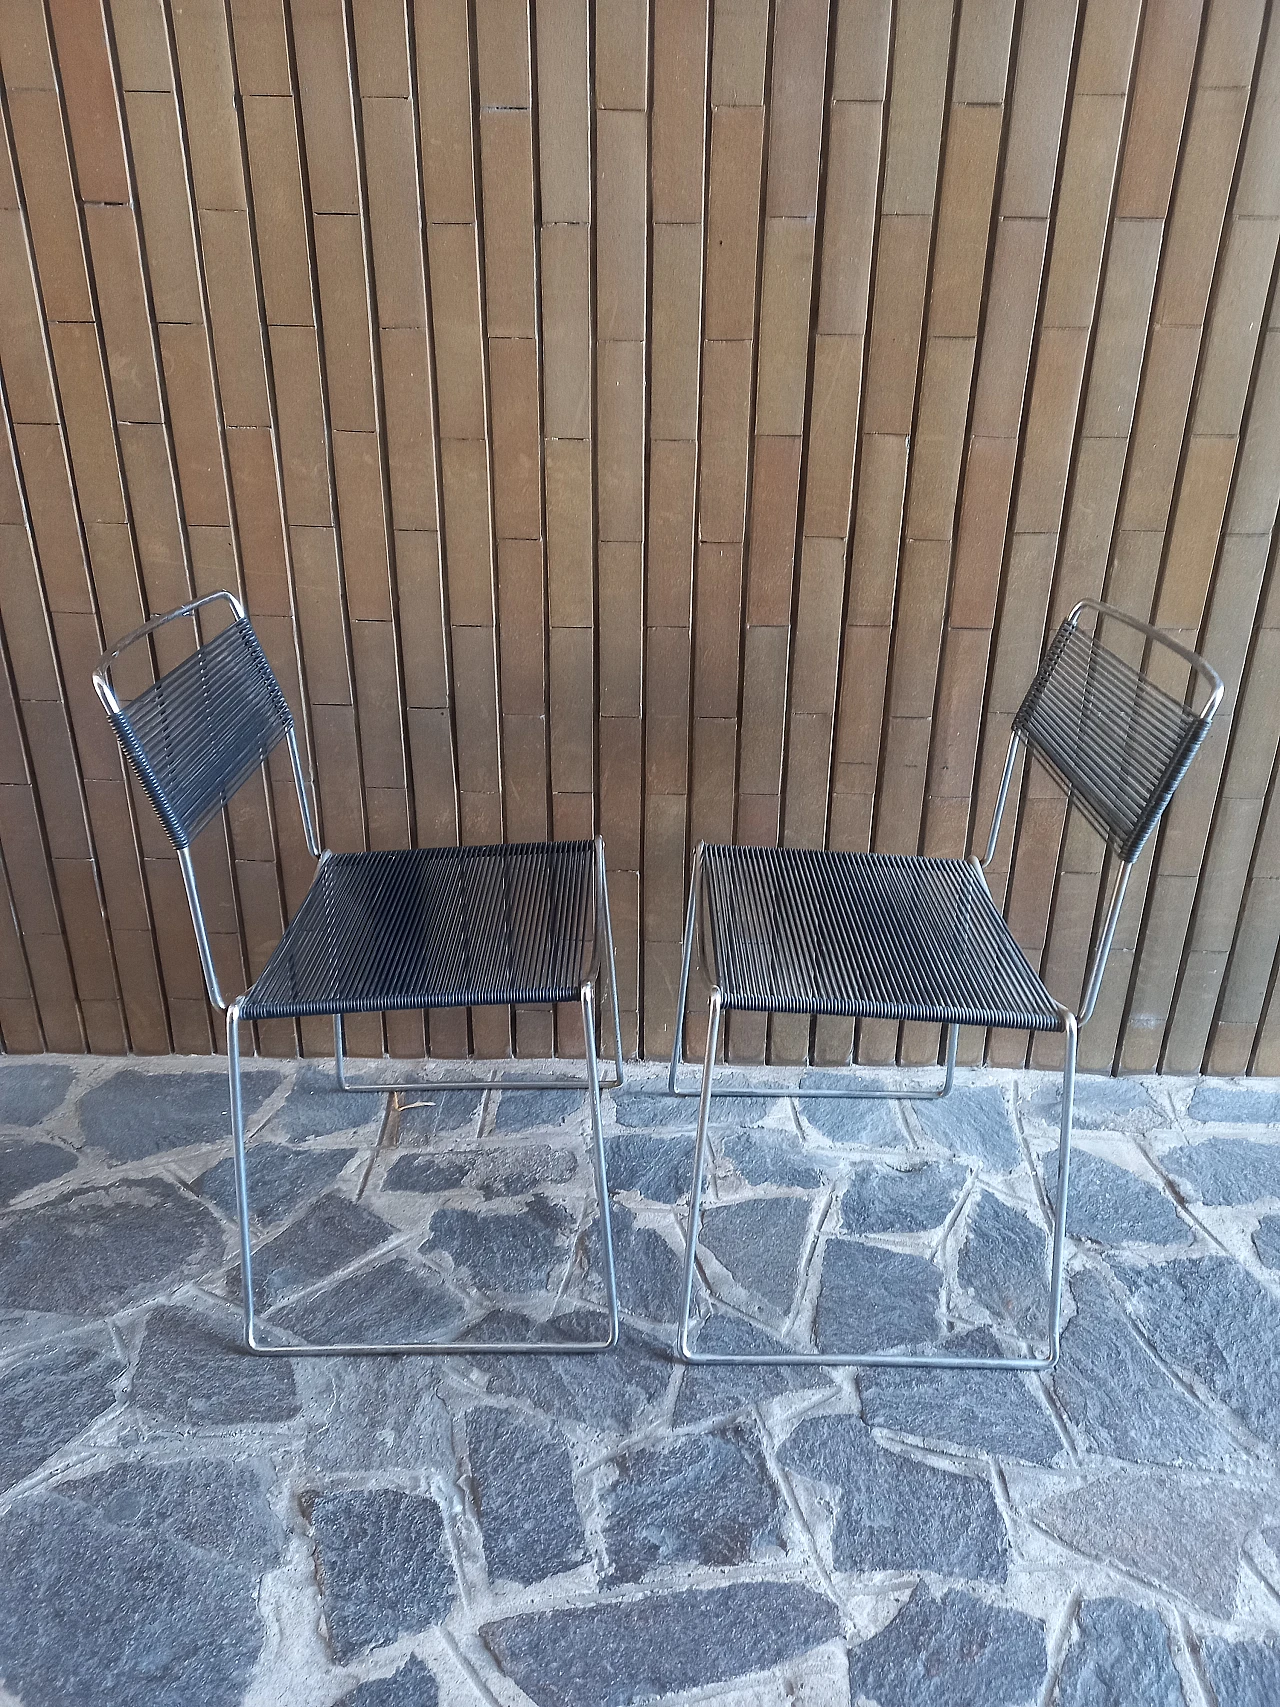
top-left (95, 593), bottom-right (295, 852)
top-left (1011, 600), bottom-right (1222, 864)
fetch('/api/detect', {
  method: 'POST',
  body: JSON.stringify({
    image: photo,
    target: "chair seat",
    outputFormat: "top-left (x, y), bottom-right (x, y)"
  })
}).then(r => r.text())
top-left (241, 842), bottom-right (595, 1020)
top-left (701, 844), bottom-right (1065, 1032)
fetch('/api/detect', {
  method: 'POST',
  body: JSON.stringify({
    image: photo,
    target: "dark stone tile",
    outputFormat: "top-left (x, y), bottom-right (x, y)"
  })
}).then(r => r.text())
top-left (299, 1358), bottom-right (451, 1473)
top-left (840, 1160), bottom-right (968, 1235)
top-left (234, 1194), bottom-right (393, 1309)
top-left (466, 1406), bottom-right (587, 1585)
top-left (478, 1315), bottom-right (671, 1432)
top-left (859, 1329), bottom-right (1063, 1466)
top-left (1045, 1148), bottom-right (1191, 1246)
top-left (492, 1089), bottom-right (585, 1133)
top-left (605, 1130), bottom-right (689, 1201)
top-left (957, 1194), bottom-right (1048, 1337)
top-left (607, 1203), bottom-right (684, 1323)
top-left (815, 1241), bottom-right (941, 1355)
top-left (782, 1415), bottom-right (1009, 1580)
top-left (273, 1259), bottom-right (467, 1348)
top-left (385, 1144), bottom-right (576, 1199)
top-left (701, 1196), bottom-right (813, 1315)
top-left (0, 1059), bottom-right (75, 1127)
top-left (193, 1143), bottom-right (359, 1227)
top-left (1254, 1213), bottom-right (1280, 1270)
top-left (0, 1340), bottom-right (124, 1490)
top-left (0, 1491), bottom-right (264, 1707)
top-left (601, 1424), bottom-right (784, 1581)
top-left (845, 1587), bottom-right (1046, 1707)
top-left (339, 1657), bottom-right (439, 1706)
top-left (0, 1136), bottom-right (77, 1204)
top-left (0, 1181), bottom-right (225, 1320)
top-left (796, 1091), bottom-right (907, 1148)
top-left (1024, 1075), bottom-right (1164, 1133)
top-left (1053, 1272), bottom-right (1238, 1468)
top-left (76, 1065), bottom-right (282, 1161)
top-left (305, 1488), bottom-right (455, 1661)
top-left (612, 1087), bottom-right (778, 1129)
top-left (1201, 1637), bottom-right (1280, 1707)
top-left (395, 1088), bottom-right (485, 1143)
top-left (58, 1458), bottom-right (283, 1573)
top-left (1119, 1255), bottom-right (1280, 1446)
top-left (258, 1070), bottom-right (384, 1142)
top-left (722, 1127), bottom-right (827, 1190)
top-left (913, 1086), bottom-right (1022, 1172)
top-left (673, 1314), bottom-right (834, 1426)
top-left (131, 1306), bottom-right (299, 1425)
top-left (1187, 1081), bottom-right (1280, 1127)
top-left (425, 1197), bottom-right (573, 1297)
top-left (480, 1581), bottom-right (840, 1707)
top-left (1162, 1138), bottom-right (1280, 1207)
top-left (1056, 1598), bottom-right (1181, 1707)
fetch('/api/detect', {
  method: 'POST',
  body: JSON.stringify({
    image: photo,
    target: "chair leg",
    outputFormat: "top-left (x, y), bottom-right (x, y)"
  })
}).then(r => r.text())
top-left (231, 991), bottom-right (621, 1357)
top-left (677, 988), bottom-right (722, 1359)
top-left (330, 1006), bottom-right (624, 1096)
top-left (1044, 1013), bottom-right (1078, 1367)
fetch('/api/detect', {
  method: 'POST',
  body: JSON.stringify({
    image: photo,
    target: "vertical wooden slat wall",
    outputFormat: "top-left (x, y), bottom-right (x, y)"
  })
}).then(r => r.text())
top-left (1, 0), bottom-right (1279, 1075)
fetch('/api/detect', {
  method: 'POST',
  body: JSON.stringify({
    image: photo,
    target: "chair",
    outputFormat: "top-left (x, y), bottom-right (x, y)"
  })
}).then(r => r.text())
top-left (94, 590), bottom-right (623, 1357)
top-left (668, 600), bottom-right (1222, 1371)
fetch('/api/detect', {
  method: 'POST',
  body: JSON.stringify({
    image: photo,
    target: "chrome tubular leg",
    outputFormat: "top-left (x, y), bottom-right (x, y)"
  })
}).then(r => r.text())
top-left (668, 849), bottom-right (702, 1094)
top-left (582, 982), bottom-right (620, 1348)
top-left (334, 1013), bottom-right (348, 1089)
top-left (227, 1001), bottom-right (260, 1351)
top-left (596, 837), bottom-right (625, 1089)
top-left (677, 989), bottom-right (722, 1360)
top-left (1045, 1013), bottom-right (1078, 1367)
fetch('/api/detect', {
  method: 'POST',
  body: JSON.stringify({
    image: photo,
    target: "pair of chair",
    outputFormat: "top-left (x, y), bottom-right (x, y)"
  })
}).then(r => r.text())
top-left (96, 594), bottom-right (1220, 1371)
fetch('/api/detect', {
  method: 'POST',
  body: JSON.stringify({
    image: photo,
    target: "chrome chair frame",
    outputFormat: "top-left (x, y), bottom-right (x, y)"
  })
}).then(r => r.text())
top-left (95, 590), bottom-right (623, 1357)
top-left (669, 601), bottom-right (1223, 1372)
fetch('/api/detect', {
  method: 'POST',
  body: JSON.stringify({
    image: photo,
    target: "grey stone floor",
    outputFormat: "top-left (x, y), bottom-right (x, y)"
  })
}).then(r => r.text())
top-left (3, 1057), bottom-right (1280, 1707)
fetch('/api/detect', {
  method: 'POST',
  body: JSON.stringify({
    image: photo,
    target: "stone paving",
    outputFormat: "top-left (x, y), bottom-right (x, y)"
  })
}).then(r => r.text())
top-left (2, 1054), bottom-right (1280, 1706)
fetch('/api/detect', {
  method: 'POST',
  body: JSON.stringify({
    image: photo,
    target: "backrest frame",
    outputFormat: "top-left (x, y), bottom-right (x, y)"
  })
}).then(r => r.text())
top-left (94, 590), bottom-right (321, 1009)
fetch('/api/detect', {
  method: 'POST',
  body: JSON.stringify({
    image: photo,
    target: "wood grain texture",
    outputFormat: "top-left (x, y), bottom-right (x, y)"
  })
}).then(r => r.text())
top-left (1, 0), bottom-right (1278, 1075)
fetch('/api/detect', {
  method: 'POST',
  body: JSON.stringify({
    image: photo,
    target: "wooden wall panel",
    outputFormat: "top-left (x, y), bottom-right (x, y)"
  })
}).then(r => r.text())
top-left (2, 0), bottom-right (1279, 1075)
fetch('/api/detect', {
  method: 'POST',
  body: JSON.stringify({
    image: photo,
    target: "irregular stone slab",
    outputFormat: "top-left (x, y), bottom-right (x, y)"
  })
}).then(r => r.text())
top-left (478, 1312), bottom-right (670, 1432)
top-left (76, 1064), bottom-right (282, 1161)
top-left (466, 1406), bottom-right (587, 1585)
top-left (1254, 1214), bottom-right (1280, 1270)
top-left (298, 1358), bottom-right (451, 1473)
top-left (1187, 1081), bottom-right (1280, 1126)
top-left (701, 1196), bottom-right (813, 1315)
top-left (815, 1240), bottom-right (941, 1354)
top-left (0, 1136), bottom-right (77, 1204)
top-left (258, 1068), bottom-right (384, 1142)
top-left (1034, 1468), bottom-right (1262, 1616)
top-left (235, 1194), bottom-right (393, 1309)
top-left (59, 1459), bottom-right (283, 1572)
top-left (396, 1088), bottom-right (485, 1143)
top-left (845, 1587), bottom-right (1046, 1707)
top-left (722, 1127), bottom-right (827, 1190)
top-left (797, 1092), bottom-right (908, 1149)
top-left (0, 1180), bottom-right (225, 1319)
top-left (274, 1259), bottom-right (466, 1348)
top-left (1056, 1598), bottom-right (1182, 1707)
top-left (131, 1306), bottom-right (298, 1424)
top-left (492, 1088), bottom-right (585, 1133)
top-left (1045, 1148), bottom-right (1191, 1246)
top-left (0, 1059), bottom-right (75, 1127)
top-left (859, 1329), bottom-right (1063, 1465)
top-left (913, 1086), bottom-right (1023, 1172)
top-left (0, 1491), bottom-right (264, 1707)
top-left (1023, 1074), bottom-right (1163, 1133)
top-left (673, 1314), bottom-right (833, 1426)
top-left (840, 1161), bottom-right (968, 1234)
top-left (339, 1657), bottom-right (440, 1706)
top-left (1162, 1138), bottom-right (1280, 1207)
top-left (782, 1415), bottom-right (1008, 1581)
top-left (385, 1144), bottom-right (576, 1199)
top-left (0, 1340), bottom-right (124, 1490)
top-left (194, 1143), bottom-right (359, 1227)
top-left (1120, 1255), bottom-right (1280, 1445)
top-left (602, 1425), bottom-right (784, 1581)
top-left (607, 1204), bottom-right (684, 1323)
top-left (481, 1581), bottom-right (840, 1707)
top-left (1201, 1637), bottom-right (1280, 1707)
top-left (306, 1488), bottom-right (455, 1661)
top-left (1053, 1272), bottom-right (1237, 1468)
top-left (957, 1194), bottom-right (1048, 1337)
top-left (605, 1130), bottom-right (689, 1200)
top-left (425, 1197), bottom-right (572, 1296)
top-left (612, 1086), bottom-right (777, 1129)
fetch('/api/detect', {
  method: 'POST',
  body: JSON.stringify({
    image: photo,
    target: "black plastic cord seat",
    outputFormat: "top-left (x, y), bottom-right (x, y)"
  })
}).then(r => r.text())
top-left (241, 842), bottom-right (596, 1020)
top-left (701, 844), bottom-right (1064, 1032)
